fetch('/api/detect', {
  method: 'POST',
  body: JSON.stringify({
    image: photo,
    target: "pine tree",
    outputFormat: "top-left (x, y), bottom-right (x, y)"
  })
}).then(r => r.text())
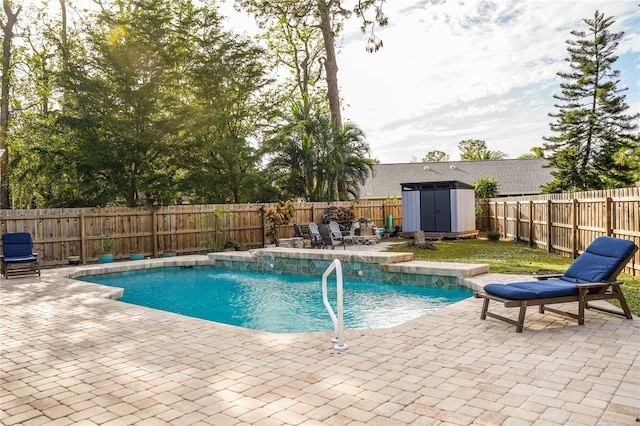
top-left (543, 11), bottom-right (639, 192)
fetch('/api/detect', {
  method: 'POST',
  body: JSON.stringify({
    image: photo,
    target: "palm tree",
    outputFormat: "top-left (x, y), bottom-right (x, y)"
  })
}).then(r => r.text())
top-left (265, 102), bottom-right (325, 201)
top-left (472, 149), bottom-right (506, 160)
top-left (265, 102), bottom-right (374, 201)
top-left (327, 124), bottom-right (374, 200)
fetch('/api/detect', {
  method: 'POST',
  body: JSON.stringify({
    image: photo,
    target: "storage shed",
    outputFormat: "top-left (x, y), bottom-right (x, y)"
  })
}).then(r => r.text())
top-left (401, 181), bottom-right (477, 236)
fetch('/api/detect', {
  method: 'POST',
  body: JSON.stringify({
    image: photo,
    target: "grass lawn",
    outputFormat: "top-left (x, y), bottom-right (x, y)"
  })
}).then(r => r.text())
top-left (388, 237), bottom-right (640, 316)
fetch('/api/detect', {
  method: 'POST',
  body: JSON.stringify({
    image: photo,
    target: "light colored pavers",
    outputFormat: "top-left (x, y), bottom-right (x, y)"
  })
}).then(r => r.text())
top-left (1, 256), bottom-right (639, 425)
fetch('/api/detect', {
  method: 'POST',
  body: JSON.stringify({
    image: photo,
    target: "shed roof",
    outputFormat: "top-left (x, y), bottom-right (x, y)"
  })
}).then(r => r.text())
top-left (359, 158), bottom-right (553, 198)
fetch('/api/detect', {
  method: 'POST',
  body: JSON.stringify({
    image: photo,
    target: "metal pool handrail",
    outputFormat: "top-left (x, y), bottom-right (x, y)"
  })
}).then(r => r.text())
top-left (322, 259), bottom-right (348, 351)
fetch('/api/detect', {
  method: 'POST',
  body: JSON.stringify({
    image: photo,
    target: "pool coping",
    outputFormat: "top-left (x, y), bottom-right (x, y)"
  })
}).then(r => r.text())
top-left (207, 249), bottom-right (489, 285)
top-left (58, 250), bottom-right (491, 296)
top-left (210, 247), bottom-right (415, 265)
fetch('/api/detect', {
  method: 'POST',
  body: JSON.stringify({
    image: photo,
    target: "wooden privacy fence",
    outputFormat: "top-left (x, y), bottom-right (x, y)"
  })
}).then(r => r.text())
top-left (2, 188), bottom-right (639, 276)
top-left (0, 201), bottom-right (403, 267)
top-left (477, 187), bottom-right (640, 276)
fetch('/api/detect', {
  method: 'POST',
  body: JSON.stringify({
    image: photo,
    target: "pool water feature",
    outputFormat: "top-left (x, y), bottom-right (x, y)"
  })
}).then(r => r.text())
top-left (79, 266), bottom-right (473, 334)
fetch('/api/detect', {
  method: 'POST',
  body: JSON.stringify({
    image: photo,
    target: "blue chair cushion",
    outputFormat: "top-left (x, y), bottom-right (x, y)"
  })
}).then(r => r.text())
top-left (484, 279), bottom-right (579, 300)
top-left (560, 236), bottom-right (636, 284)
top-left (2, 232), bottom-right (35, 258)
top-left (5, 255), bottom-right (38, 263)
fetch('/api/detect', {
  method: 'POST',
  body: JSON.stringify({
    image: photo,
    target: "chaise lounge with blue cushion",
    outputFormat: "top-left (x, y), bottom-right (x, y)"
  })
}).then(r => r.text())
top-left (1, 232), bottom-right (41, 278)
top-left (474, 236), bottom-right (636, 332)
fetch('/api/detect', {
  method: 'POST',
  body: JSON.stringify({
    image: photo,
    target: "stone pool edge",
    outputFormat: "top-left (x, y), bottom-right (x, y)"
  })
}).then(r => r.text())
top-left (56, 250), bottom-right (490, 298)
top-left (207, 248), bottom-right (489, 291)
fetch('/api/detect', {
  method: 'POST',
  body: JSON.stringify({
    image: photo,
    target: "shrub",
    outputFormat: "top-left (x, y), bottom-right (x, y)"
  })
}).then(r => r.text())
top-left (487, 230), bottom-right (502, 241)
top-left (257, 200), bottom-right (295, 244)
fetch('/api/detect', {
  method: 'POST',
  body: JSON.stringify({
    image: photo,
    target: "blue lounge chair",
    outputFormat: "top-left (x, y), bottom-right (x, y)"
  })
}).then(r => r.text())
top-left (1, 232), bottom-right (41, 278)
top-left (474, 236), bottom-right (636, 332)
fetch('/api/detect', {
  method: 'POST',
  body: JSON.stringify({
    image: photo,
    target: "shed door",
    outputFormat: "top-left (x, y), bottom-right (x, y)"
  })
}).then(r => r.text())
top-left (420, 189), bottom-right (451, 232)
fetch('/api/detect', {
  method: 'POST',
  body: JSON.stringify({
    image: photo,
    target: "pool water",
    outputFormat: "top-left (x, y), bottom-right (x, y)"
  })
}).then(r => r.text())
top-left (80, 267), bottom-right (473, 333)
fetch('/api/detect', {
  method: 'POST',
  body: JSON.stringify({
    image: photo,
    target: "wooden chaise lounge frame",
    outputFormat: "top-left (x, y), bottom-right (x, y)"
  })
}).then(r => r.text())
top-left (474, 237), bottom-right (636, 333)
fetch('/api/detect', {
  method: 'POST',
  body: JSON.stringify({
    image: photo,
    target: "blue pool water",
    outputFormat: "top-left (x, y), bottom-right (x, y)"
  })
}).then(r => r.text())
top-left (80, 267), bottom-right (473, 333)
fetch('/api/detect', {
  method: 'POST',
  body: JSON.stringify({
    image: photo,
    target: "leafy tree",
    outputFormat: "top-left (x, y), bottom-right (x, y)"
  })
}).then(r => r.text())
top-left (543, 11), bottom-right (638, 192)
top-left (517, 146), bottom-right (545, 159)
top-left (55, 0), bottom-right (192, 206)
top-left (604, 144), bottom-right (640, 187)
top-left (8, 0), bottom-right (92, 208)
top-left (458, 139), bottom-right (505, 160)
top-left (236, 0), bottom-right (388, 131)
top-left (177, 17), bottom-right (273, 204)
top-left (8, 0), bottom-right (273, 207)
top-left (259, 2), bottom-right (326, 112)
top-left (422, 150), bottom-right (449, 162)
top-left (473, 177), bottom-right (499, 199)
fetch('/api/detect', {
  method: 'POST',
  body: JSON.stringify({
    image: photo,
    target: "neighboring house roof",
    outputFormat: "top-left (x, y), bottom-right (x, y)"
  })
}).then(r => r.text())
top-left (359, 158), bottom-right (553, 198)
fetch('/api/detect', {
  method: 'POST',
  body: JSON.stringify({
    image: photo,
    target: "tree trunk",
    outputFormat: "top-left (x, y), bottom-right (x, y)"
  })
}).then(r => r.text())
top-left (1, 1), bottom-right (21, 209)
top-left (59, 0), bottom-right (68, 111)
top-left (317, 0), bottom-right (342, 132)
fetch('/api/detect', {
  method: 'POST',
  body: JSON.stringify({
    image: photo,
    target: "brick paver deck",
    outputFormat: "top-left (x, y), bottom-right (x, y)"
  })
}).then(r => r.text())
top-left (1, 255), bottom-right (638, 425)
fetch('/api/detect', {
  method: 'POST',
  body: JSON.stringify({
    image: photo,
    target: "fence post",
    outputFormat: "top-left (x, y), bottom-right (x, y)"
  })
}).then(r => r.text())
top-left (503, 201), bottom-right (508, 237)
top-left (572, 199), bottom-right (578, 258)
top-left (528, 200), bottom-right (534, 248)
top-left (152, 211), bottom-right (158, 257)
top-left (547, 200), bottom-right (552, 252)
top-left (515, 201), bottom-right (520, 243)
top-left (605, 197), bottom-right (612, 236)
top-left (382, 202), bottom-right (386, 228)
top-left (484, 199), bottom-right (489, 231)
top-left (80, 209), bottom-right (86, 264)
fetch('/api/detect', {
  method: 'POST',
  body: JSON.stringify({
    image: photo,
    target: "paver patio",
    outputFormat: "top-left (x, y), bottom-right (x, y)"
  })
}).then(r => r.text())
top-left (1, 254), bottom-right (638, 425)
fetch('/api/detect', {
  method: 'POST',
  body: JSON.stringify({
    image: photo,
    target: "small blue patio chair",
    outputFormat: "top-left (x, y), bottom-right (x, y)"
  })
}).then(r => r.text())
top-left (1, 232), bottom-right (41, 278)
top-left (474, 236), bottom-right (636, 332)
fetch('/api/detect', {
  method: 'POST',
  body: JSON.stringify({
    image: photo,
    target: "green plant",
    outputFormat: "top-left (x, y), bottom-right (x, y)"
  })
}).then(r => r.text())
top-left (96, 236), bottom-right (114, 253)
top-left (224, 240), bottom-right (240, 250)
top-left (487, 230), bottom-right (502, 241)
top-left (197, 208), bottom-right (234, 252)
top-left (473, 177), bottom-right (499, 199)
top-left (257, 200), bottom-right (295, 244)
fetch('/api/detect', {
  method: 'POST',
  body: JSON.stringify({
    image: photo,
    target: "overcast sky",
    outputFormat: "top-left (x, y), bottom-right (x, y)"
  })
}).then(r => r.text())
top-left (330, 0), bottom-right (640, 163)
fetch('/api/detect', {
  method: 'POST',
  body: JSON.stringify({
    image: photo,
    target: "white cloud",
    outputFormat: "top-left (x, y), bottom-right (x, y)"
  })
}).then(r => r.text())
top-left (338, 0), bottom-right (640, 162)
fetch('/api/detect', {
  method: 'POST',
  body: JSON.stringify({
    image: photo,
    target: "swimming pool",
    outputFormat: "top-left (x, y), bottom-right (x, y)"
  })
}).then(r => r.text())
top-left (79, 266), bottom-right (473, 333)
